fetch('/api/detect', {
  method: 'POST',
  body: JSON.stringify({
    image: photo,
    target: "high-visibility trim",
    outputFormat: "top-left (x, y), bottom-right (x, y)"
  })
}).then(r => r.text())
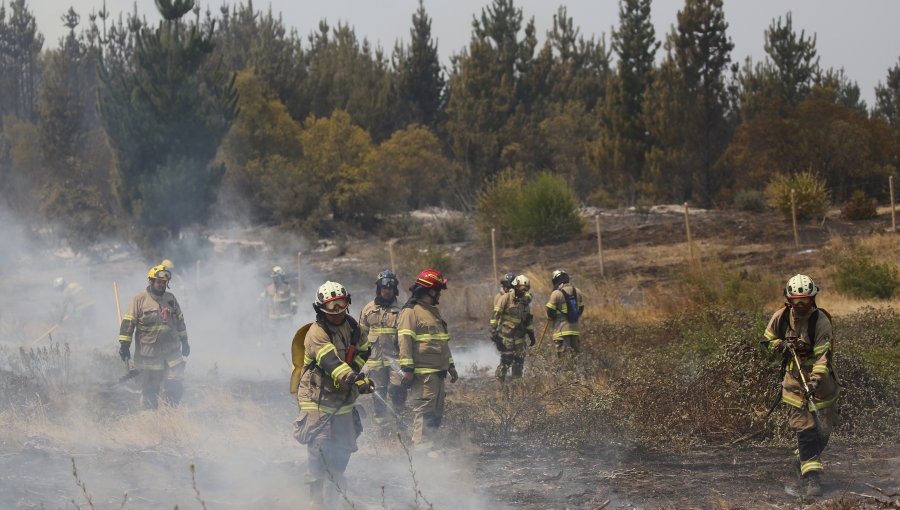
top-left (370, 327), bottom-right (397, 335)
top-left (167, 357), bottom-right (184, 368)
top-left (448, 357), bottom-right (454, 365)
top-left (546, 303), bottom-right (558, 311)
top-left (359, 340), bottom-right (371, 350)
top-left (178, 331), bottom-right (188, 338)
top-left (118, 335), bottom-right (131, 342)
top-left (492, 307), bottom-right (501, 313)
top-left (352, 356), bottom-right (366, 370)
top-left (489, 319), bottom-right (499, 325)
top-left (137, 325), bottom-right (172, 333)
top-left (398, 357), bottom-right (414, 366)
top-left (414, 333), bottom-right (451, 342)
top-left (123, 314), bottom-right (136, 322)
top-left (366, 359), bottom-right (385, 367)
top-left (812, 364), bottom-right (829, 374)
top-left (767, 339), bottom-right (782, 352)
top-left (315, 343), bottom-right (337, 363)
top-left (782, 393), bottom-right (804, 408)
top-left (398, 329), bottom-right (417, 338)
top-left (764, 329), bottom-right (778, 341)
top-left (303, 354), bottom-right (313, 366)
top-left (552, 330), bottom-right (580, 338)
top-left (331, 363), bottom-right (352, 381)
top-left (813, 342), bottom-right (831, 356)
top-left (809, 391), bottom-right (839, 411)
top-left (298, 401), bottom-right (355, 415)
top-left (500, 315), bottom-right (522, 324)
top-left (414, 367), bottom-right (440, 374)
top-left (800, 460), bottom-right (824, 475)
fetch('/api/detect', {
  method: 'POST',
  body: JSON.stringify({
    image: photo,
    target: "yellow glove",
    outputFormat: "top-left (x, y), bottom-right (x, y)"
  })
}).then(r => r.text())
top-left (354, 377), bottom-right (375, 394)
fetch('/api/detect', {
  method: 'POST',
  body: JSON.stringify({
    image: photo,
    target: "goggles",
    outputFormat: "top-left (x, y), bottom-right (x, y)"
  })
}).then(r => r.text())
top-left (321, 297), bottom-right (349, 313)
top-left (788, 297), bottom-right (813, 306)
top-left (151, 269), bottom-right (172, 281)
top-left (377, 277), bottom-right (397, 288)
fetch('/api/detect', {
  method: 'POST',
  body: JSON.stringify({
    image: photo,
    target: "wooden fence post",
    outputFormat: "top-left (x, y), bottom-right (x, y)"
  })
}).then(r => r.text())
top-left (791, 189), bottom-right (800, 249)
top-left (684, 202), bottom-right (696, 263)
top-left (595, 215), bottom-right (605, 277)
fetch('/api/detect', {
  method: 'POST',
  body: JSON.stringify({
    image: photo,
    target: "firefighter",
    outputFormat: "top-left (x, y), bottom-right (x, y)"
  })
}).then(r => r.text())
top-left (293, 281), bottom-right (373, 507)
top-left (118, 265), bottom-right (190, 409)
top-left (261, 266), bottom-right (298, 326)
top-left (398, 269), bottom-right (458, 451)
top-left (53, 277), bottom-right (96, 340)
top-left (761, 274), bottom-right (839, 498)
top-left (491, 275), bottom-right (535, 381)
top-left (490, 272), bottom-right (516, 350)
top-left (359, 270), bottom-right (406, 424)
top-left (545, 269), bottom-right (584, 358)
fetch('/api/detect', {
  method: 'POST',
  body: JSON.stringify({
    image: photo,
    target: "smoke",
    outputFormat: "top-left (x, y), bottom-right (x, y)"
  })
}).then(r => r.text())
top-left (0, 203), bottom-right (503, 510)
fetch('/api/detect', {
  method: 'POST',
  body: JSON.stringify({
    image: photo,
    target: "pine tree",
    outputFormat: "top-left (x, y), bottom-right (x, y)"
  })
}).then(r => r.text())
top-left (0, 0), bottom-right (44, 120)
top-left (764, 12), bottom-right (819, 106)
top-left (874, 58), bottom-right (900, 129)
top-left (98, 0), bottom-right (238, 244)
top-left (394, 0), bottom-right (445, 128)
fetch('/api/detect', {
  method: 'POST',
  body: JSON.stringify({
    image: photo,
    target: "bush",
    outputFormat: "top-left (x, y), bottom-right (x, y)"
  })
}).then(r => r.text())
top-left (734, 189), bottom-right (765, 212)
top-left (764, 170), bottom-right (830, 220)
top-left (417, 241), bottom-right (452, 274)
top-left (477, 170), bottom-right (583, 245)
top-left (833, 247), bottom-right (899, 299)
top-left (840, 190), bottom-right (878, 220)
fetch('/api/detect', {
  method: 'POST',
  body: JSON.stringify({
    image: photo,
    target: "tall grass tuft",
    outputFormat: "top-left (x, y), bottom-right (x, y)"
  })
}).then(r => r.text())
top-left (764, 170), bottom-right (830, 220)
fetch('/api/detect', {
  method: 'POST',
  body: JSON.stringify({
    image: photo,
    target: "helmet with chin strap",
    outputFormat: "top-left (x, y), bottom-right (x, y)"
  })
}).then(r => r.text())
top-left (315, 281), bottom-right (351, 315)
top-left (784, 274), bottom-right (818, 299)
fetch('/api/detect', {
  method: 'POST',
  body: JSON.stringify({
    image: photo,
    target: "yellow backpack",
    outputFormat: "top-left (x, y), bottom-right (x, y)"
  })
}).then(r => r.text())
top-left (289, 323), bottom-right (313, 394)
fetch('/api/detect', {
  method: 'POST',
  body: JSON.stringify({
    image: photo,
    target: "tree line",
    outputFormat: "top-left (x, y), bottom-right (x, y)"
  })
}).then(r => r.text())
top-left (0, 0), bottom-right (897, 251)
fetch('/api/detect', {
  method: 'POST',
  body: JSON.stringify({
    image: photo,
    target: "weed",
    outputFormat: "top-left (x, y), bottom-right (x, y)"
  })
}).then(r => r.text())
top-left (189, 464), bottom-right (208, 510)
top-left (71, 457), bottom-right (95, 510)
top-left (734, 189), bottom-right (765, 212)
top-left (395, 432), bottom-right (434, 510)
top-left (764, 170), bottom-right (830, 220)
top-left (832, 245), bottom-right (899, 299)
top-left (840, 190), bottom-right (878, 220)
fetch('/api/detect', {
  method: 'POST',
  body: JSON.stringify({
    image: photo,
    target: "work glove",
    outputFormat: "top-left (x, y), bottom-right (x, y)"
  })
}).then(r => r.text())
top-left (491, 333), bottom-right (506, 352)
top-left (181, 339), bottom-right (190, 357)
top-left (806, 376), bottom-right (820, 393)
top-left (448, 366), bottom-right (458, 383)
top-left (528, 331), bottom-right (536, 347)
top-left (401, 370), bottom-right (414, 387)
top-left (354, 377), bottom-right (375, 394)
top-left (119, 341), bottom-right (131, 361)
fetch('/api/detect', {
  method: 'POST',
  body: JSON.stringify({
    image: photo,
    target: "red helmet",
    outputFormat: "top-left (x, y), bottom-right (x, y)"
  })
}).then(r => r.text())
top-left (416, 269), bottom-right (447, 289)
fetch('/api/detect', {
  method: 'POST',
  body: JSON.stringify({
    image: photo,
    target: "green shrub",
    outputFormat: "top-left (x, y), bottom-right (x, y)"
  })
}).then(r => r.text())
top-left (477, 170), bottom-right (583, 245)
top-left (417, 242), bottom-right (452, 273)
top-left (734, 189), bottom-right (765, 212)
top-left (436, 216), bottom-right (469, 243)
top-left (840, 190), bottom-right (878, 220)
top-left (764, 170), bottom-right (830, 220)
top-left (833, 247), bottom-right (899, 299)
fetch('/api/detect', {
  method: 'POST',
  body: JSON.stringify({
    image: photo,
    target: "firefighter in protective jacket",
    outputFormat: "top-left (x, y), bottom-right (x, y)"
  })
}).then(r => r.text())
top-left (118, 265), bottom-right (190, 409)
top-left (545, 269), bottom-right (584, 357)
top-left (293, 281), bottom-right (373, 507)
top-left (261, 266), bottom-right (298, 321)
top-left (761, 274), bottom-right (839, 498)
top-left (491, 275), bottom-right (535, 381)
top-left (359, 270), bottom-right (406, 424)
top-left (398, 269), bottom-right (458, 451)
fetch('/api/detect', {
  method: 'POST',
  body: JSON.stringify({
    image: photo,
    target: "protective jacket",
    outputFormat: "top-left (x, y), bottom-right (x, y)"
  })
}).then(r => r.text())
top-left (546, 283), bottom-right (583, 339)
top-left (262, 280), bottom-right (297, 320)
top-left (359, 299), bottom-right (400, 369)
top-left (297, 319), bottom-right (371, 417)
top-left (398, 301), bottom-right (454, 375)
top-left (119, 288), bottom-right (187, 370)
top-left (490, 289), bottom-right (511, 329)
top-left (62, 282), bottom-right (94, 315)
top-left (763, 305), bottom-right (839, 476)
top-left (492, 291), bottom-right (534, 344)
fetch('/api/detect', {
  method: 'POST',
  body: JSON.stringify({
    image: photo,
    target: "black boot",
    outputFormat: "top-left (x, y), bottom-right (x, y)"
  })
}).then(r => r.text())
top-left (804, 472), bottom-right (823, 497)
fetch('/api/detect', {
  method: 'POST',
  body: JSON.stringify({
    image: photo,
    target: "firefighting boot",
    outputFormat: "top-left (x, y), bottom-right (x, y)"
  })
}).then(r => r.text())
top-left (308, 479), bottom-right (325, 508)
top-left (803, 472), bottom-right (823, 497)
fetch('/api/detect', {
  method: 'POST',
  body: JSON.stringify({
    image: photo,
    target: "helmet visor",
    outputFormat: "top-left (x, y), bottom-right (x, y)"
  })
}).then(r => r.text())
top-left (321, 297), bottom-right (349, 313)
top-left (152, 269), bottom-right (172, 281)
top-left (377, 277), bottom-right (396, 288)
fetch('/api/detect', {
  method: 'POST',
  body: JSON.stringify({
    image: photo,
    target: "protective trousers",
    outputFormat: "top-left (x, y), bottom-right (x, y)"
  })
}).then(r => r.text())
top-left (783, 371), bottom-right (838, 476)
top-left (369, 366), bottom-right (407, 419)
top-left (555, 335), bottom-right (580, 356)
top-left (410, 372), bottom-right (446, 449)
top-left (139, 361), bottom-right (186, 409)
top-left (495, 339), bottom-right (526, 381)
top-left (296, 410), bottom-right (361, 506)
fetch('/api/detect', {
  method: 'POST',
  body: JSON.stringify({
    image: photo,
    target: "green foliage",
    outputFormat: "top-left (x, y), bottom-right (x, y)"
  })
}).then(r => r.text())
top-left (764, 170), bottom-right (829, 220)
top-left (840, 190), bottom-right (878, 220)
top-left (393, 1), bottom-right (444, 128)
top-left (417, 241), bottom-right (452, 274)
top-left (733, 189), bottom-right (765, 212)
top-left (874, 57), bottom-right (900, 129)
top-left (764, 12), bottom-right (819, 105)
top-left (477, 170), bottom-right (583, 245)
top-left (40, 182), bottom-right (115, 252)
top-left (98, 0), bottom-right (238, 244)
top-left (832, 246), bottom-right (899, 299)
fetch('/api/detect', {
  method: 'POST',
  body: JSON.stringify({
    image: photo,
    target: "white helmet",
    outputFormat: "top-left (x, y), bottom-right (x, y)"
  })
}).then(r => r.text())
top-left (785, 274), bottom-right (818, 298)
top-left (271, 266), bottom-right (285, 277)
top-left (512, 274), bottom-right (530, 291)
top-left (315, 281), bottom-right (351, 314)
top-left (53, 277), bottom-right (66, 290)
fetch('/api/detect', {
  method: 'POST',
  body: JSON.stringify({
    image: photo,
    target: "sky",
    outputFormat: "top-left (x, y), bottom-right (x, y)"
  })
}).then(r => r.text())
top-left (28, 0), bottom-right (900, 107)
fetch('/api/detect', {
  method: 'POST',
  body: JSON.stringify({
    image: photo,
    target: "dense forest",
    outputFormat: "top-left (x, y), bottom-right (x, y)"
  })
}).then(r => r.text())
top-left (0, 0), bottom-right (897, 250)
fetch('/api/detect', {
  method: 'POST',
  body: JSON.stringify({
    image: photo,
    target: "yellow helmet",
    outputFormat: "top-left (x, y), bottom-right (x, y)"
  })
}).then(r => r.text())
top-left (161, 259), bottom-right (174, 270)
top-left (147, 264), bottom-right (172, 281)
